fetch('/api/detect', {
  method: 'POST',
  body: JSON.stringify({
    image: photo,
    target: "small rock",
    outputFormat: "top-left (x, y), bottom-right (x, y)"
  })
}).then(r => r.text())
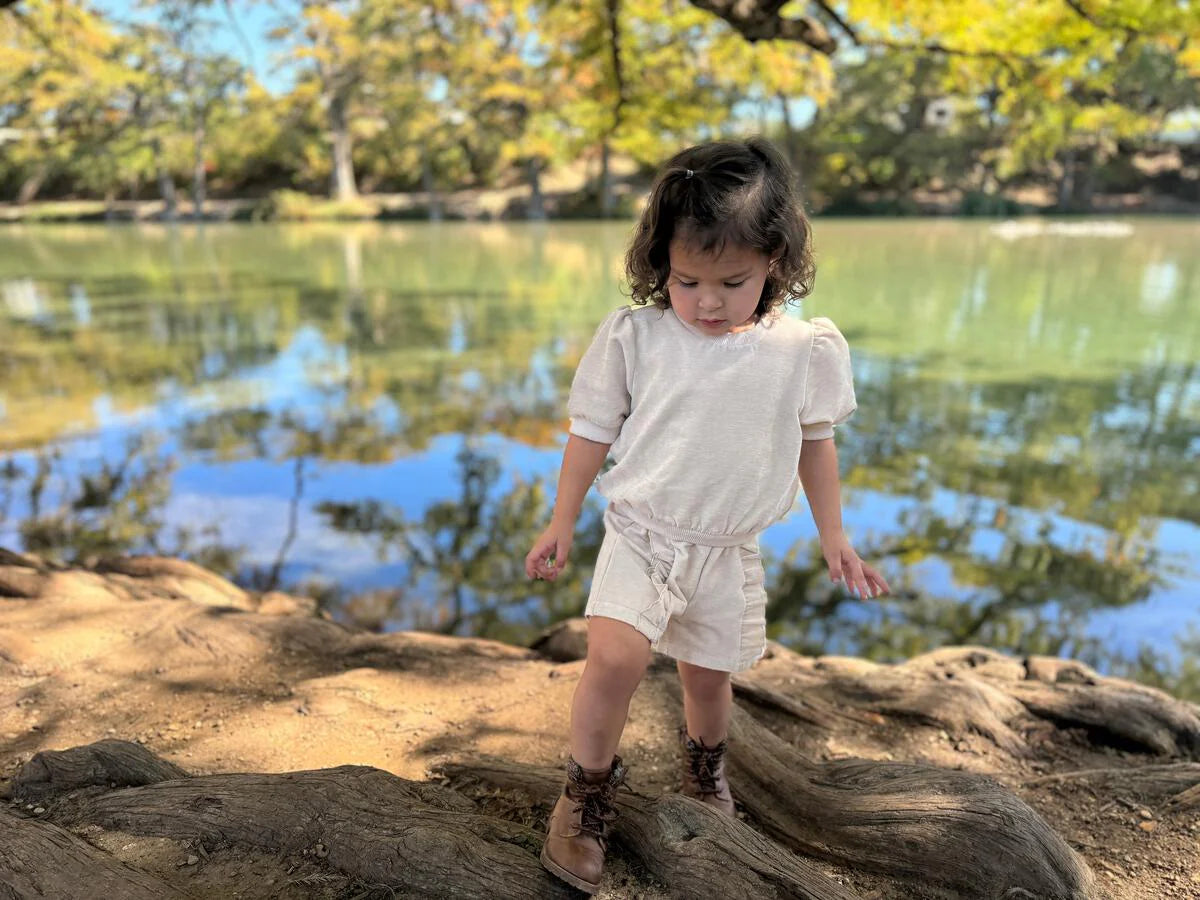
top-left (33, 807), bottom-right (44, 814)
top-left (1138, 808), bottom-right (1153, 819)
top-left (186, 855), bottom-right (199, 865)
top-left (1138, 820), bottom-right (1157, 833)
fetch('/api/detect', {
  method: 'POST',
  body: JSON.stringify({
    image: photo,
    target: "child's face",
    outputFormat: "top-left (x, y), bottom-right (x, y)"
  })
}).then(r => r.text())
top-left (667, 240), bottom-right (772, 336)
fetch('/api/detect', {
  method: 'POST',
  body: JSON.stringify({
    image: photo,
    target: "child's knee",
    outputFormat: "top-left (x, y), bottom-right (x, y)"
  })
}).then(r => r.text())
top-left (584, 618), bottom-right (651, 687)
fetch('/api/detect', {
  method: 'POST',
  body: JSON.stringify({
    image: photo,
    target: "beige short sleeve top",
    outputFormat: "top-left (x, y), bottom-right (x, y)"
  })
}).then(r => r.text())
top-left (567, 305), bottom-right (856, 538)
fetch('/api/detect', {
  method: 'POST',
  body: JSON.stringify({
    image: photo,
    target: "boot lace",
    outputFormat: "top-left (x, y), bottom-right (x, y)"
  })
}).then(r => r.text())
top-left (683, 732), bottom-right (727, 798)
top-left (567, 758), bottom-right (629, 847)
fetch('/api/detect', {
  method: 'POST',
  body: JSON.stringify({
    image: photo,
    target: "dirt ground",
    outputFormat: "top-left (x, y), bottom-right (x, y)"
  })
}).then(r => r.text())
top-left (1, 552), bottom-right (1198, 899)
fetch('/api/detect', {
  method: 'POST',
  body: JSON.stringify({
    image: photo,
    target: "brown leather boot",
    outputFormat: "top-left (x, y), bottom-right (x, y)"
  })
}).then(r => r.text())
top-left (679, 726), bottom-right (735, 816)
top-left (540, 755), bottom-right (626, 894)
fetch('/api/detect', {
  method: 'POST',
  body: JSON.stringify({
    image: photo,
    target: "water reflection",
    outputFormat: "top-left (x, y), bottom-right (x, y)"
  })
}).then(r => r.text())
top-left (318, 443), bottom-right (605, 644)
top-left (0, 221), bottom-right (1196, 697)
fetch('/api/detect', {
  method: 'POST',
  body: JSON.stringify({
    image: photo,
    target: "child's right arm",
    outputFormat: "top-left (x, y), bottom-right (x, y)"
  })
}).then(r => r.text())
top-left (524, 434), bottom-right (611, 581)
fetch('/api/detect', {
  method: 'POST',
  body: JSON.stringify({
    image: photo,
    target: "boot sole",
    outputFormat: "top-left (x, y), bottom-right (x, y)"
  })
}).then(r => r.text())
top-left (540, 844), bottom-right (600, 895)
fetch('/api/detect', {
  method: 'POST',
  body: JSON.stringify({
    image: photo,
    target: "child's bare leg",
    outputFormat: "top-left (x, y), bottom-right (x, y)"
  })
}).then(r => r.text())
top-left (569, 616), bottom-right (652, 768)
top-left (677, 659), bottom-right (732, 743)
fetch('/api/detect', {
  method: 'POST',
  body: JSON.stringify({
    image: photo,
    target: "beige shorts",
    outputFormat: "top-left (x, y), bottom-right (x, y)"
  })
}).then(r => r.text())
top-left (584, 504), bottom-right (768, 673)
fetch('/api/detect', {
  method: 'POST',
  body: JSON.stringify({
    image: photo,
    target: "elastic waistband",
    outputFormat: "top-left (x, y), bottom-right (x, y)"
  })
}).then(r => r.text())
top-left (609, 502), bottom-right (758, 548)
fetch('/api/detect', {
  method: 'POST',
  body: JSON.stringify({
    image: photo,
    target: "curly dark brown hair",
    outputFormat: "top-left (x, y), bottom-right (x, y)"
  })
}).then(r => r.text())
top-left (625, 137), bottom-right (815, 318)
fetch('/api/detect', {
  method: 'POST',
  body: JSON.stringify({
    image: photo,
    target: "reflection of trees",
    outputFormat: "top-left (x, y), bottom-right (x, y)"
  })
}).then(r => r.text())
top-left (0, 435), bottom-right (240, 576)
top-left (0, 225), bottom-right (610, 451)
top-left (765, 506), bottom-right (1159, 665)
top-left (318, 444), bottom-right (604, 644)
top-left (1121, 628), bottom-right (1200, 703)
top-left (843, 358), bottom-right (1200, 530)
top-left (308, 442), bottom-right (1197, 700)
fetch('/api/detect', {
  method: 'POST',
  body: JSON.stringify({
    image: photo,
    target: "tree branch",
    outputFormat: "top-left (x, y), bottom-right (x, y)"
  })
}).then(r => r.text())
top-left (813, 0), bottom-right (860, 46)
top-left (605, 0), bottom-right (627, 130)
top-left (1063, 0), bottom-right (1141, 35)
top-left (687, 0), bottom-right (1039, 73)
top-left (687, 0), bottom-right (838, 53)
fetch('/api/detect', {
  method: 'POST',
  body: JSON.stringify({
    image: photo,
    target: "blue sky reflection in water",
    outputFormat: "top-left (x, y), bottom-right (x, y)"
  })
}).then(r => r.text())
top-left (0, 220), bottom-right (1196, 694)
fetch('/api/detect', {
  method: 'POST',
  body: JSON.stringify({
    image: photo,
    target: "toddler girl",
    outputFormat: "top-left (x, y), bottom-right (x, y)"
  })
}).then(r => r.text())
top-left (524, 137), bottom-right (889, 894)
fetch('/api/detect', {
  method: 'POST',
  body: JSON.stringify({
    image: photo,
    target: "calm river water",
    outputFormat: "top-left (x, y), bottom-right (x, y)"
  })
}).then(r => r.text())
top-left (1, 220), bottom-right (1196, 693)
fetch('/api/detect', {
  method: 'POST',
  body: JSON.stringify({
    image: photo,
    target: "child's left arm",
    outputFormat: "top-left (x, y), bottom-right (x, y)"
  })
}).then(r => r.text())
top-left (799, 437), bottom-right (890, 599)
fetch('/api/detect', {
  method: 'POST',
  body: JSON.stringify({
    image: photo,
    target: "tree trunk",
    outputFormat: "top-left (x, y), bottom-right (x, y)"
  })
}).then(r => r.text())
top-left (16, 160), bottom-right (51, 205)
top-left (1057, 149), bottom-right (1076, 210)
top-left (599, 140), bottom-right (613, 217)
top-left (328, 92), bottom-right (358, 201)
top-left (526, 158), bottom-right (546, 220)
top-left (191, 121), bottom-right (207, 221)
top-left (1074, 147), bottom-right (1097, 212)
top-left (423, 152), bottom-right (443, 221)
top-left (152, 137), bottom-right (177, 222)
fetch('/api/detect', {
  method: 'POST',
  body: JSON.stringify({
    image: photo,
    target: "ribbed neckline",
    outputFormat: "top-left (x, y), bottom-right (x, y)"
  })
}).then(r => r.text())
top-left (669, 306), bottom-right (777, 349)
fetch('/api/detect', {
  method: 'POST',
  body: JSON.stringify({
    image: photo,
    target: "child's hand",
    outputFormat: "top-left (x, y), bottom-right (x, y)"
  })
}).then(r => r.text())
top-left (525, 521), bottom-right (574, 581)
top-left (820, 533), bottom-right (890, 599)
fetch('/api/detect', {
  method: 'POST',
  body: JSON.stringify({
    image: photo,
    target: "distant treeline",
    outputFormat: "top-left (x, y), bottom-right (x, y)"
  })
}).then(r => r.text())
top-left (2, 0), bottom-right (1198, 217)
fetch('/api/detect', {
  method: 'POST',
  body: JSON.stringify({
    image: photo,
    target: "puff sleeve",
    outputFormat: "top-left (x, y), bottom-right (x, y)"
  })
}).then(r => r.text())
top-left (567, 307), bottom-right (635, 444)
top-left (799, 317), bottom-right (857, 441)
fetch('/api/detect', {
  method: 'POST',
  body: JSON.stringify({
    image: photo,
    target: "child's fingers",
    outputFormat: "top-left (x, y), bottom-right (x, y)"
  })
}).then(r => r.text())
top-left (525, 536), bottom-right (555, 579)
top-left (865, 569), bottom-right (891, 597)
top-left (860, 563), bottom-right (890, 597)
top-left (544, 540), bottom-right (571, 580)
top-left (844, 556), bottom-right (869, 598)
top-left (529, 537), bottom-right (572, 582)
top-left (524, 546), bottom-right (544, 579)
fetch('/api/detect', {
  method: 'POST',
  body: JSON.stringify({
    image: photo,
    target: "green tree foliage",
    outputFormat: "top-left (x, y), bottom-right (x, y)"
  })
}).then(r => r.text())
top-left (0, 1), bottom-right (138, 202)
top-left (1, 0), bottom-right (1197, 208)
top-left (710, 0), bottom-right (1200, 209)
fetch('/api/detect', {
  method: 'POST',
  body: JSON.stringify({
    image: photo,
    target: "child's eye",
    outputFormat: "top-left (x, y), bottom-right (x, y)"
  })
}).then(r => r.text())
top-left (724, 280), bottom-right (746, 288)
top-left (676, 280), bottom-right (698, 288)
